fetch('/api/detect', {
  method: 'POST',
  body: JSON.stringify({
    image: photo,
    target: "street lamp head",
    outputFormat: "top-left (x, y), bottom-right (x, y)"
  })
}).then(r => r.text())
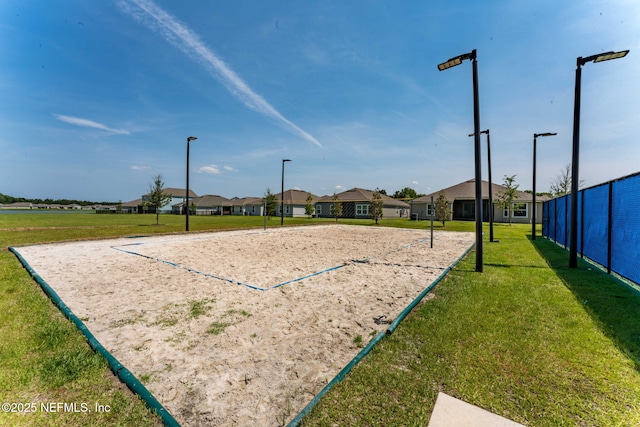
top-left (437, 49), bottom-right (477, 71)
top-left (534, 132), bottom-right (557, 138)
top-left (578, 50), bottom-right (629, 66)
top-left (468, 129), bottom-right (489, 137)
top-left (283, 159), bottom-right (291, 163)
top-left (187, 136), bottom-right (197, 142)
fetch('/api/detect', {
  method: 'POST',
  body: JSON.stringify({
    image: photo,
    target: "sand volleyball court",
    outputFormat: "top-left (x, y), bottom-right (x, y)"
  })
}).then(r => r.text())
top-left (14, 224), bottom-right (474, 426)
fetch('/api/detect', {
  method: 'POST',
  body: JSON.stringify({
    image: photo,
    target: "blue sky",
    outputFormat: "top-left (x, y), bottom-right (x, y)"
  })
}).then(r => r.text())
top-left (2, 0), bottom-right (639, 202)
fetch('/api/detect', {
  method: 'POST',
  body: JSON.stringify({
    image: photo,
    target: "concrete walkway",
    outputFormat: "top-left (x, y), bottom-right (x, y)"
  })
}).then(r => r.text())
top-left (428, 392), bottom-right (526, 427)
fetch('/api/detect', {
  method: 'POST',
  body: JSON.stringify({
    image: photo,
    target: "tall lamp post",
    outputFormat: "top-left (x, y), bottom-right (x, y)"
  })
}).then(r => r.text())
top-left (185, 136), bottom-right (197, 232)
top-left (469, 129), bottom-right (494, 242)
top-left (532, 132), bottom-right (557, 240)
top-left (438, 49), bottom-right (483, 272)
top-left (569, 50), bottom-right (628, 268)
top-left (281, 159), bottom-right (291, 226)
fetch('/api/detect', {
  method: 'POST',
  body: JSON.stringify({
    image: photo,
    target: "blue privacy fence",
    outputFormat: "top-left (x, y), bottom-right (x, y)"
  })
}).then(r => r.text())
top-left (542, 171), bottom-right (640, 286)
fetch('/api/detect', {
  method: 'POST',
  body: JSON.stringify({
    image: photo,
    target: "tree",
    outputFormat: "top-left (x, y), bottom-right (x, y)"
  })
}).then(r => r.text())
top-left (497, 174), bottom-right (519, 225)
top-left (330, 192), bottom-right (342, 222)
top-left (392, 187), bottom-right (424, 200)
top-left (370, 189), bottom-right (384, 224)
top-left (305, 193), bottom-right (315, 218)
top-left (147, 174), bottom-right (172, 225)
top-left (550, 163), bottom-right (583, 196)
top-left (264, 188), bottom-right (277, 218)
top-left (434, 190), bottom-right (451, 226)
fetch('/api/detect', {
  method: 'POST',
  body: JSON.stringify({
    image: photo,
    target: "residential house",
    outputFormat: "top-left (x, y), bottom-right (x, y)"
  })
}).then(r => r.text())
top-left (275, 189), bottom-right (319, 217)
top-left (315, 188), bottom-right (410, 219)
top-left (0, 202), bottom-right (33, 209)
top-left (410, 179), bottom-right (550, 223)
top-left (121, 199), bottom-right (142, 213)
top-left (230, 197), bottom-right (264, 216)
top-left (183, 195), bottom-right (232, 215)
top-left (141, 188), bottom-right (197, 214)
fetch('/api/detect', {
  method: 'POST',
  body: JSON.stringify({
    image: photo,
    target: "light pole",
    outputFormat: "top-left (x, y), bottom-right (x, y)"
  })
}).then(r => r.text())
top-left (569, 49), bottom-right (628, 268)
top-left (532, 132), bottom-right (557, 240)
top-left (439, 49), bottom-right (483, 272)
top-left (281, 159), bottom-right (291, 226)
top-left (469, 129), bottom-right (494, 242)
top-left (186, 136), bottom-right (197, 232)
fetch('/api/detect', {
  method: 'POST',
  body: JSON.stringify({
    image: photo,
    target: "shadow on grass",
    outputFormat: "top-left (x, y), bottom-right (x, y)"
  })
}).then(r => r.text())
top-left (531, 237), bottom-right (640, 371)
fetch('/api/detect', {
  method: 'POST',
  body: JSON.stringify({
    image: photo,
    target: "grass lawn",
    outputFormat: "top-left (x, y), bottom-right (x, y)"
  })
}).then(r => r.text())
top-left (301, 223), bottom-right (640, 426)
top-left (1, 212), bottom-right (640, 426)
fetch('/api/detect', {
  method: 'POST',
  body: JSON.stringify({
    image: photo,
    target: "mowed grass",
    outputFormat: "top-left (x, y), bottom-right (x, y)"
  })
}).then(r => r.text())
top-left (2, 212), bottom-right (640, 426)
top-left (301, 223), bottom-right (640, 426)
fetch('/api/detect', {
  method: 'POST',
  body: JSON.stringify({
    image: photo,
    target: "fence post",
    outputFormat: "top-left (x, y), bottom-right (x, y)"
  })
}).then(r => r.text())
top-left (607, 182), bottom-right (613, 274)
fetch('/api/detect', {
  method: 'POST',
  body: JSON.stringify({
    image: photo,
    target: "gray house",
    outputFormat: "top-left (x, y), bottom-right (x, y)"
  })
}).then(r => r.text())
top-left (177, 194), bottom-right (232, 215)
top-left (315, 188), bottom-right (410, 219)
top-left (410, 179), bottom-right (550, 224)
top-left (275, 189), bottom-right (319, 217)
top-left (230, 197), bottom-right (264, 216)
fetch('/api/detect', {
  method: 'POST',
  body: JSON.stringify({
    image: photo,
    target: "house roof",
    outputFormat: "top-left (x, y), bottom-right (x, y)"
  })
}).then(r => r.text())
top-left (191, 195), bottom-right (232, 207)
top-left (230, 197), bottom-right (263, 206)
top-left (275, 189), bottom-right (319, 205)
top-left (143, 188), bottom-right (197, 198)
top-left (412, 179), bottom-right (551, 203)
top-left (122, 198), bottom-right (142, 207)
top-left (317, 188), bottom-right (410, 207)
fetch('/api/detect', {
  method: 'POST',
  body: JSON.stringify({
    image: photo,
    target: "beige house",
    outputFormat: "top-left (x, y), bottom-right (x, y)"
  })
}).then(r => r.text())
top-left (315, 188), bottom-right (410, 219)
top-left (410, 179), bottom-right (550, 224)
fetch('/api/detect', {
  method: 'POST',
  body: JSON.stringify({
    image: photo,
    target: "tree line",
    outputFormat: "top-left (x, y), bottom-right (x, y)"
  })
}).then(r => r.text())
top-left (0, 193), bottom-right (115, 206)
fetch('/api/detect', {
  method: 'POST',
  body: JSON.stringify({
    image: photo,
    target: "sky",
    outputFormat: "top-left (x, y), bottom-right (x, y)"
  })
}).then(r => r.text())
top-left (1, 0), bottom-right (639, 202)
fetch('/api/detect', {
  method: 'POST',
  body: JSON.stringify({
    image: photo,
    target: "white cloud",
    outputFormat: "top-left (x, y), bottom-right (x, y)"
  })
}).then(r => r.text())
top-left (130, 165), bottom-right (150, 171)
top-left (53, 114), bottom-right (130, 135)
top-left (197, 165), bottom-right (221, 174)
top-left (120, 0), bottom-right (322, 147)
top-left (223, 165), bottom-right (238, 172)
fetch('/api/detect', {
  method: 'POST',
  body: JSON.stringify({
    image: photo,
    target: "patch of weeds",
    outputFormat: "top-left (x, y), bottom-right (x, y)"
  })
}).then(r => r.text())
top-left (189, 298), bottom-right (216, 319)
top-left (250, 333), bottom-right (258, 338)
top-left (165, 332), bottom-right (187, 345)
top-left (132, 343), bottom-right (146, 352)
top-left (206, 321), bottom-right (231, 335)
top-left (139, 373), bottom-right (151, 384)
top-left (152, 316), bottom-right (179, 328)
top-left (225, 309), bottom-right (252, 318)
top-left (110, 314), bottom-right (144, 328)
top-left (353, 335), bottom-right (363, 347)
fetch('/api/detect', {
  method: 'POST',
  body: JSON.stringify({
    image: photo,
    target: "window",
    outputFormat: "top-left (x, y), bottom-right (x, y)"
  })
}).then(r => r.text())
top-left (427, 205), bottom-right (434, 216)
top-left (356, 204), bottom-right (369, 216)
top-left (316, 204), bottom-right (322, 214)
top-left (504, 203), bottom-right (528, 217)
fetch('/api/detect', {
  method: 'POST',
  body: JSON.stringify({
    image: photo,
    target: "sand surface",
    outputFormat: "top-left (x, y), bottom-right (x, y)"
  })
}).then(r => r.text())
top-left (14, 224), bottom-right (474, 426)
